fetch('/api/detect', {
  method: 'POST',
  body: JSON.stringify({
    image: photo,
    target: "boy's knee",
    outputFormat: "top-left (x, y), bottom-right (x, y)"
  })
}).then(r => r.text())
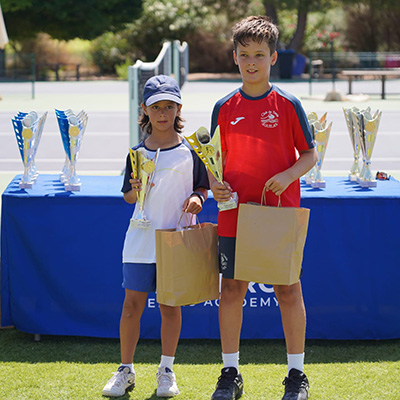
top-left (221, 279), bottom-right (248, 301)
top-left (160, 305), bottom-right (181, 318)
top-left (274, 283), bottom-right (302, 304)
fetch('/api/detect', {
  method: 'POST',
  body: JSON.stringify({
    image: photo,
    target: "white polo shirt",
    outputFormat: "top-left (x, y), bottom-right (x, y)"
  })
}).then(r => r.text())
top-left (121, 140), bottom-right (209, 264)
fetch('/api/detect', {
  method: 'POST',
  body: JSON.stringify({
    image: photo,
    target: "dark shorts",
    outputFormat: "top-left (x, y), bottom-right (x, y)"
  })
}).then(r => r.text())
top-left (218, 236), bottom-right (303, 283)
top-left (218, 236), bottom-right (237, 279)
top-left (122, 262), bottom-right (156, 292)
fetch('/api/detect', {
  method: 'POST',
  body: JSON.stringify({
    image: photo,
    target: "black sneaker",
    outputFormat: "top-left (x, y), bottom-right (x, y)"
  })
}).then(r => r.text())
top-left (211, 367), bottom-right (243, 400)
top-left (282, 368), bottom-right (309, 400)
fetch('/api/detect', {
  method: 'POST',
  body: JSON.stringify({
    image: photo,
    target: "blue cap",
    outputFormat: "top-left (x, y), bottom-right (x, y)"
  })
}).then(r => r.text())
top-left (143, 75), bottom-right (182, 106)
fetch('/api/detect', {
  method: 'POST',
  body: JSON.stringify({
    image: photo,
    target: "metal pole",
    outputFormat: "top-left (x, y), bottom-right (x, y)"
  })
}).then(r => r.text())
top-left (31, 53), bottom-right (35, 99)
top-left (309, 51), bottom-right (312, 97)
top-left (330, 40), bottom-right (336, 91)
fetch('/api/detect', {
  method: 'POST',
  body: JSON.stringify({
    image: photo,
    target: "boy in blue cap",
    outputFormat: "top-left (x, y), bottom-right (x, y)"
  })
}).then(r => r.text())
top-left (103, 75), bottom-right (209, 398)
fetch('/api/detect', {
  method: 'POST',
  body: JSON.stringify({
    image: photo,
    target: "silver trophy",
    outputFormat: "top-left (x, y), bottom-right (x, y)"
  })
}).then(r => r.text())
top-left (129, 147), bottom-right (160, 228)
top-left (186, 126), bottom-right (238, 211)
top-left (343, 107), bottom-right (361, 181)
top-left (55, 109), bottom-right (88, 191)
top-left (12, 110), bottom-right (47, 189)
top-left (352, 108), bottom-right (382, 188)
top-left (305, 112), bottom-right (331, 188)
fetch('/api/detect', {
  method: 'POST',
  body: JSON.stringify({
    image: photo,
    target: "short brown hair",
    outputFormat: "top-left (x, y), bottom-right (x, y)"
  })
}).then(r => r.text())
top-left (139, 112), bottom-right (185, 135)
top-left (232, 16), bottom-right (279, 54)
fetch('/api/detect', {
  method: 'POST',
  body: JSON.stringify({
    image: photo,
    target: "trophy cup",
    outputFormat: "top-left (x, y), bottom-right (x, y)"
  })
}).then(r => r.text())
top-left (352, 108), bottom-right (382, 188)
top-left (305, 112), bottom-right (331, 188)
top-left (129, 147), bottom-right (160, 228)
top-left (343, 107), bottom-right (361, 181)
top-left (11, 110), bottom-right (47, 189)
top-left (304, 112), bottom-right (318, 185)
top-left (55, 109), bottom-right (88, 191)
top-left (186, 126), bottom-right (238, 211)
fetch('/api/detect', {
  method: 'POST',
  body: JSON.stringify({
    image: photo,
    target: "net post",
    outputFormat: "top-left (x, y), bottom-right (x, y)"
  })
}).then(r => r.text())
top-left (129, 61), bottom-right (142, 148)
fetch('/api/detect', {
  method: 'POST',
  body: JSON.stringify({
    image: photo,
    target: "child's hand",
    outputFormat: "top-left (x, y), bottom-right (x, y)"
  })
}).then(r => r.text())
top-left (129, 174), bottom-right (142, 193)
top-left (211, 181), bottom-right (232, 202)
top-left (182, 195), bottom-right (203, 214)
top-left (264, 172), bottom-right (292, 197)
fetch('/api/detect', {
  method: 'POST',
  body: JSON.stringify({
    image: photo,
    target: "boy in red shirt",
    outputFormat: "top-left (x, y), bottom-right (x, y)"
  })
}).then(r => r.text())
top-left (209, 16), bottom-right (317, 400)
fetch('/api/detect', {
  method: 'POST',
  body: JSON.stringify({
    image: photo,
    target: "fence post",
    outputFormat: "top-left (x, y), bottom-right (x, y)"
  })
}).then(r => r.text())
top-left (330, 40), bottom-right (336, 91)
top-left (173, 40), bottom-right (180, 87)
top-left (128, 62), bottom-right (142, 148)
top-left (31, 53), bottom-right (35, 100)
top-left (309, 51), bottom-right (312, 96)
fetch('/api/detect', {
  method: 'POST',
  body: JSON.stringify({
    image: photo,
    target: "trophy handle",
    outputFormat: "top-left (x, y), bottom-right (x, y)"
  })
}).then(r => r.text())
top-left (129, 148), bottom-right (139, 179)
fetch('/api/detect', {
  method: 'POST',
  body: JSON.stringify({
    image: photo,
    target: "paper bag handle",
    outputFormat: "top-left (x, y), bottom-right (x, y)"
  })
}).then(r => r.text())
top-left (177, 212), bottom-right (200, 230)
top-left (261, 186), bottom-right (281, 207)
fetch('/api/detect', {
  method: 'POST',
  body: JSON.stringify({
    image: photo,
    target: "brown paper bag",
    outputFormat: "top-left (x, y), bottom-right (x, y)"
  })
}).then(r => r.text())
top-left (235, 197), bottom-right (310, 285)
top-left (156, 221), bottom-right (219, 306)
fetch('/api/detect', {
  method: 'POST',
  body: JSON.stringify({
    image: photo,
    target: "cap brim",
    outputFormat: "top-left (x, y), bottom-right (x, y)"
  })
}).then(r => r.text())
top-left (145, 93), bottom-right (182, 106)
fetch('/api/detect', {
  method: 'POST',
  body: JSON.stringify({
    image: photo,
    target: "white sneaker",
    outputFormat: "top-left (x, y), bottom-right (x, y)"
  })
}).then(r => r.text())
top-left (156, 367), bottom-right (180, 397)
top-left (102, 366), bottom-right (135, 397)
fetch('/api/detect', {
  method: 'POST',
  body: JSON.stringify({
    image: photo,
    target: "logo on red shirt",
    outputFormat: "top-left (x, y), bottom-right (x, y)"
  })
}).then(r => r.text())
top-left (261, 111), bottom-right (279, 128)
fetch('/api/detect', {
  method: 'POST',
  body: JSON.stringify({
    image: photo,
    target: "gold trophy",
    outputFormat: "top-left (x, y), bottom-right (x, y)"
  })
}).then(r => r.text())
top-left (305, 112), bottom-right (331, 188)
top-left (304, 112), bottom-right (318, 185)
top-left (353, 108), bottom-right (382, 188)
top-left (129, 147), bottom-right (160, 228)
top-left (186, 126), bottom-right (238, 211)
top-left (343, 107), bottom-right (361, 181)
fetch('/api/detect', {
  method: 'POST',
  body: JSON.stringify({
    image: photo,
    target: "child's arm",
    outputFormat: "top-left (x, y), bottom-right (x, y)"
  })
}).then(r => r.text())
top-left (265, 148), bottom-right (317, 197)
top-left (182, 187), bottom-right (208, 214)
top-left (123, 173), bottom-right (142, 204)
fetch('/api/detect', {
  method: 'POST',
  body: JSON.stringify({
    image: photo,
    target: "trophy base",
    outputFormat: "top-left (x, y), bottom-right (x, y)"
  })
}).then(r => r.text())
top-left (359, 179), bottom-right (377, 188)
top-left (348, 173), bottom-right (359, 182)
top-left (311, 181), bottom-right (326, 188)
top-left (218, 192), bottom-right (239, 211)
top-left (130, 218), bottom-right (152, 229)
top-left (65, 183), bottom-right (81, 191)
top-left (304, 177), bottom-right (314, 185)
top-left (19, 181), bottom-right (33, 189)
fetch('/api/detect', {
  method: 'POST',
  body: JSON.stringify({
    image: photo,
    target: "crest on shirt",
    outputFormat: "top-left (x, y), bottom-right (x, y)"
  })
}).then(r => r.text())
top-left (261, 110), bottom-right (279, 128)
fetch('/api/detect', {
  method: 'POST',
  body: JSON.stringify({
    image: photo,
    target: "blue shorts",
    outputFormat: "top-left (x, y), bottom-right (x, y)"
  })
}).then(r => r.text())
top-left (122, 263), bottom-right (156, 292)
top-left (219, 236), bottom-right (303, 282)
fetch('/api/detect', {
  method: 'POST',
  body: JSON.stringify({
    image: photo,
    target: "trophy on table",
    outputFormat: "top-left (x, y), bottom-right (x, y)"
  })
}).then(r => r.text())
top-left (343, 107), bottom-right (361, 181)
top-left (129, 147), bottom-right (160, 228)
top-left (352, 108), bottom-right (382, 188)
top-left (186, 126), bottom-right (238, 211)
top-left (55, 109), bottom-right (88, 191)
top-left (305, 112), bottom-right (332, 188)
top-left (12, 110), bottom-right (47, 189)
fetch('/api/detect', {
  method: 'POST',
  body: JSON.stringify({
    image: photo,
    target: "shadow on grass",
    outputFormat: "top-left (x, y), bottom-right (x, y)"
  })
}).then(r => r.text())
top-left (1, 328), bottom-right (399, 365)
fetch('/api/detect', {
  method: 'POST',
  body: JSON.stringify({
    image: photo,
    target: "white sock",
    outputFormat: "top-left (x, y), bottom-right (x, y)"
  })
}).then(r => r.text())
top-left (159, 355), bottom-right (175, 371)
top-left (120, 363), bottom-right (134, 374)
top-left (287, 353), bottom-right (305, 376)
top-left (222, 352), bottom-right (239, 372)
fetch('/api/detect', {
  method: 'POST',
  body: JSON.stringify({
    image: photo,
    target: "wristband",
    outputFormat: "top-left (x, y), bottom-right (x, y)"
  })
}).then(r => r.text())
top-left (191, 191), bottom-right (205, 205)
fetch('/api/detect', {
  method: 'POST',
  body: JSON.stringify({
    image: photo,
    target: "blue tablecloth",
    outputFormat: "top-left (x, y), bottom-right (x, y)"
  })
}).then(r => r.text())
top-left (2, 175), bottom-right (400, 339)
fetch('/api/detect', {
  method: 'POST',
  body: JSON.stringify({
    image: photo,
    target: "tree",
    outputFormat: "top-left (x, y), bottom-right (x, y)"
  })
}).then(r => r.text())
top-left (1, 0), bottom-right (143, 41)
top-left (263, 0), bottom-right (400, 52)
top-left (263, 0), bottom-right (339, 51)
top-left (341, 0), bottom-right (400, 51)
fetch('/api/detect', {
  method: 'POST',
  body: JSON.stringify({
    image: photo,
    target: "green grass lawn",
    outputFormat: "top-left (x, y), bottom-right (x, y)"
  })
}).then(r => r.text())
top-left (0, 328), bottom-right (399, 399)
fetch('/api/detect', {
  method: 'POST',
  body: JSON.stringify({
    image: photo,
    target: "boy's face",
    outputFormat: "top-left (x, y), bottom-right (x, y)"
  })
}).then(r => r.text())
top-left (142, 100), bottom-right (182, 133)
top-left (233, 39), bottom-right (277, 90)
